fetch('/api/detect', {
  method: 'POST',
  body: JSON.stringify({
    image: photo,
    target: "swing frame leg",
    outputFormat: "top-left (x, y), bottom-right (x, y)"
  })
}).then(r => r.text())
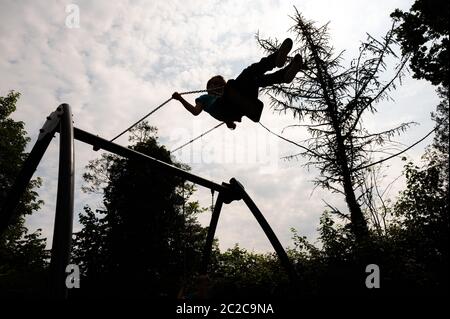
top-left (200, 178), bottom-right (298, 284)
top-left (229, 178), bottom-right (297, 283)
top-left (0, 104), bottom-right (75, 299)
top-left (49, 104), bottom-right (75, 299)
top-left (0, 121), bottom-right (56, 234)
top-left (201, 192), bottom-right (225, 275)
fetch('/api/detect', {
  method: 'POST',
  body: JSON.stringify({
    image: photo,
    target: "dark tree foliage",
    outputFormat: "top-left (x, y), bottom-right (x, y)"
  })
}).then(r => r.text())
top-left (205, 244), bottom-right (290, 298)
top-left (430, 86), bottom-right (449, 181)
top-left (71, 123), bottom-right (208, 298)
top-left (391, 0), bottom-right (449, 88)
top-left (388, 1), bottom-right (449, 293)
top-left (0, 91), bottom-right (47, 295)
top-left (392, 0), bottom-right (449, 185)
top-left (393, 158), bottom-right (449, 287)
top-left (257, 9), bottom-right (411, 241)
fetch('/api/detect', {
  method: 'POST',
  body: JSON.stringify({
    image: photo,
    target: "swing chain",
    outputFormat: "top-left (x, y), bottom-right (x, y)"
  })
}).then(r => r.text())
top-left (110, 87), bottom-right (224, 143)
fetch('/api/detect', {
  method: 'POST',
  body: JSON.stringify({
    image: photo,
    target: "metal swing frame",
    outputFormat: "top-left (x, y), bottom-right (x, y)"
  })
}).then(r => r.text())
top-left (0, 104), bottom-right (297, 298)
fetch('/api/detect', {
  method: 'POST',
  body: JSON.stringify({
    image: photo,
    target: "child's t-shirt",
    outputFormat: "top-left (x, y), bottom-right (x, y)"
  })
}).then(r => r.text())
top-left (195, 94), bottom-right (227, 121)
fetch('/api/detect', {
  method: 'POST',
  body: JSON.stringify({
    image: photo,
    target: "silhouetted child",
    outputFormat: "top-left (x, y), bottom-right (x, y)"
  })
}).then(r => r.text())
top-left (173, 38), bottom-right (305, 129)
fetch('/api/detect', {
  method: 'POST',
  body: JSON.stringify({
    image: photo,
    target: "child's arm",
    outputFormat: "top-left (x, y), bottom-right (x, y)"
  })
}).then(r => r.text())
top-left (172, 92), bottom-right (203, 116)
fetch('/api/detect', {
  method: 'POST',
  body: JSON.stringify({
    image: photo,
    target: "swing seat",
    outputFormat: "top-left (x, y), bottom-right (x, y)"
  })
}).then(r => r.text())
top-left (224, 80), bottom-right (264, 123)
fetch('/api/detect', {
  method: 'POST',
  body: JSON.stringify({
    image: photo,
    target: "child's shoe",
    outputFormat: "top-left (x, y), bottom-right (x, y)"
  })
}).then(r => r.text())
top-left (284, 54), bottom-right (303, 83)
top-left (275, 38), bottom-right (293, 67)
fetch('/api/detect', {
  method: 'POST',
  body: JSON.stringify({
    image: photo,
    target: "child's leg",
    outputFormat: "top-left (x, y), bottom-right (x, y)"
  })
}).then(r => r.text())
top-left (256, 69), bottom-right (286, 87)
top-left (233, 52), bottom-right (280, 100)
top-left (237, 53), bottom-right (278, 81)
top-left (236, 38), bottom-right (293, 79)
top-left (257, 54), bottom-right (304, 87)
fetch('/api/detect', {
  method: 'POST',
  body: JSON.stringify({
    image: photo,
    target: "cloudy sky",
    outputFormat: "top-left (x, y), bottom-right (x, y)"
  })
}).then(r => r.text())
top-left (1, 0), bottom-right (439, 253)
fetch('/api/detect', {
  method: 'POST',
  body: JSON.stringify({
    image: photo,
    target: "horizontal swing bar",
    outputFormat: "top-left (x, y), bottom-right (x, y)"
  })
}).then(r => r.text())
top-left (72, 127), bottom-right (232, 195)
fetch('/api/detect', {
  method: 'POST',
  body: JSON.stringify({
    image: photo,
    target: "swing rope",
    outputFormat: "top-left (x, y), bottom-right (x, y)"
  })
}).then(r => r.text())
top-left (170, 122), bottom-right (225, 153)
top-left (110, 88), bottom-right (210, 142)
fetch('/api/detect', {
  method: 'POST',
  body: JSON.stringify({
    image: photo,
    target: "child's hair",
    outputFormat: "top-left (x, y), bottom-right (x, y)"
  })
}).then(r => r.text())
top-left (207, 75), bottom-right (226, 96)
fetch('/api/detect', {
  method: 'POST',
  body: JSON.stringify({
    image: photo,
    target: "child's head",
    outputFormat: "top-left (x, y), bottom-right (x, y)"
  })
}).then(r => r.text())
top-left (207, 75), bottom-right (226, 96)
